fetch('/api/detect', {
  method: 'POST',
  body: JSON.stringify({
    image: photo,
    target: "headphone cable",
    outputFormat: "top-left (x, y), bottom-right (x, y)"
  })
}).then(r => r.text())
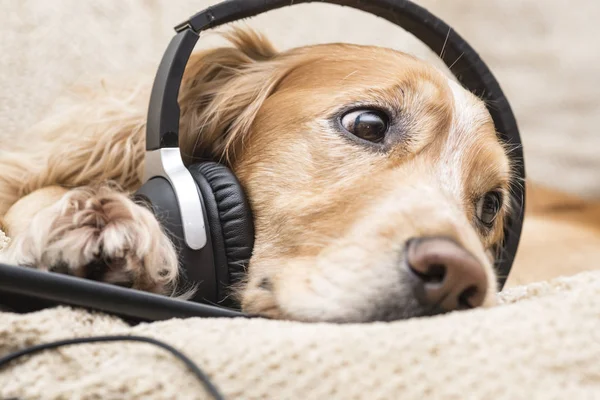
top-left (0, 335), bottom-right (225, 400)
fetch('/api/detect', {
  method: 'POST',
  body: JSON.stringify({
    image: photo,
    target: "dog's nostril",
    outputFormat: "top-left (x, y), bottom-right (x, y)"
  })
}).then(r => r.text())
top-left (457, 285), bottom-right (479, 309)
top-left (405, 237), bottom-right (488, 313)
top-left (409, 262), bottom-right (446, 284)
top-left (423, 263), bottom-right (446, 283)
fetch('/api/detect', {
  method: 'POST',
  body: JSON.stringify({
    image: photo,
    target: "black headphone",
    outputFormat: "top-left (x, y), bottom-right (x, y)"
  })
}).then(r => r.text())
top-left (135, 0), bottom-right (526, 309)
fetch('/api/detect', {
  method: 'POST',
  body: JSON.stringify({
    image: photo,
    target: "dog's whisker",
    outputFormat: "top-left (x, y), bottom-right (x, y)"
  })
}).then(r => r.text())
top-left (447, 51), bottom-right (465, 70)
top-left (439, 27), bottom-right (452, 61)
top-left (342, 70), bottom-right (359, 81)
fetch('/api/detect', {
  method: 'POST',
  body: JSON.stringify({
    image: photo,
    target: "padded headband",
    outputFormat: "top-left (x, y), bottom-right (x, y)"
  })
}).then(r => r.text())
top-left (145, 0), bottom-right (525, 288)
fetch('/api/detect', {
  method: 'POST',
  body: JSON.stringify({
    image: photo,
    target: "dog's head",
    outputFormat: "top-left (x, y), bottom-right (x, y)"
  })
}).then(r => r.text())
top-left (178, 29), bottom-right (515, 322)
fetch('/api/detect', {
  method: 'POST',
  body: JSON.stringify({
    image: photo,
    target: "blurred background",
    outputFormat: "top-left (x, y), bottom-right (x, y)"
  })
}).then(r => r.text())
top-left (2, 0), bottom-right (599, 198)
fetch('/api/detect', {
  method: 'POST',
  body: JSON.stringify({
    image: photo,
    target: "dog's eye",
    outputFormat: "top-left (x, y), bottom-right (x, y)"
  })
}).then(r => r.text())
top-left (476, 191), bottom-right (503, 227)
top-left (340, 109), bottom-right (389, 143)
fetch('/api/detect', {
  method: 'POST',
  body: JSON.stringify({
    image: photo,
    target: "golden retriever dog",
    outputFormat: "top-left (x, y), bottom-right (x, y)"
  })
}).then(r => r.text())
top-left (1, 29), bottom-right (599, 322)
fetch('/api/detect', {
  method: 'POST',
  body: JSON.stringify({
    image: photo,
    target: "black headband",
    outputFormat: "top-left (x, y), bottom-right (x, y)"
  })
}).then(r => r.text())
top-left (145, 0), bottom-right (525, 288)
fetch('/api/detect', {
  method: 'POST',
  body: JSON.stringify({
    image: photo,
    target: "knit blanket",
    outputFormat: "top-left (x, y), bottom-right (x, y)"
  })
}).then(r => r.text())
top-left (0, 230), bottom-right (9, 252)
top-left (1, 237), bottom-right (598, 400)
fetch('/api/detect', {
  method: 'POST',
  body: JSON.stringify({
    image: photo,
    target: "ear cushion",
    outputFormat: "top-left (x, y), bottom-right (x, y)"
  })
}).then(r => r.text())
top-left (188, 162), bottom-right (254, 289)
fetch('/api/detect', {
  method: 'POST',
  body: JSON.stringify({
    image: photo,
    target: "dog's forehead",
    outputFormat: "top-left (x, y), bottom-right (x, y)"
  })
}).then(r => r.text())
top-left (447, 79), bottom-right (491, 134)
top-left (279, 44), bottom-right (431, 88)
top-left (436, 78), bottom-right (510, 198)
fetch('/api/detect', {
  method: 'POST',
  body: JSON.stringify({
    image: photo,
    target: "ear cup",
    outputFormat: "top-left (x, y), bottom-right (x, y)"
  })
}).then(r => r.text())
top-left (188, 162), bottom-right (255, 292)
top-left (134, 177), bottom-right (218, 304)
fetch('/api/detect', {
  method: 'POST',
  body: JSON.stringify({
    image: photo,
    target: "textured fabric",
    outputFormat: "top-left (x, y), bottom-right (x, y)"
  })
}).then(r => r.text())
top-left (1, 268), bottom-right (599, 400)
top-left (0, 230), bottom-right (8, 252)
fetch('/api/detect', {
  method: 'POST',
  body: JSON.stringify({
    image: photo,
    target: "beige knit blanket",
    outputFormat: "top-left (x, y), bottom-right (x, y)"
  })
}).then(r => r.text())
top-left (1, 228), bottom-right (599, 400)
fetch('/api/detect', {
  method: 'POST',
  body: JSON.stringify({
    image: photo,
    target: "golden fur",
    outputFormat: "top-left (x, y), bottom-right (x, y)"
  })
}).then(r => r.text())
top-left (1, 28), bottom-right (598, 322)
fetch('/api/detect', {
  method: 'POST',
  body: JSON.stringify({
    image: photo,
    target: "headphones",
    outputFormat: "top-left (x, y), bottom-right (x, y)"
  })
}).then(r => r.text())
top-left (135, 0), bottom-right (526, 309)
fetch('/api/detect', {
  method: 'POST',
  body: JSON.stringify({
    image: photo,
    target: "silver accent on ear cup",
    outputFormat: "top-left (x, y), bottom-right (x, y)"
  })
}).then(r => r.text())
top-left (143, 148), bottom-right (207, 250)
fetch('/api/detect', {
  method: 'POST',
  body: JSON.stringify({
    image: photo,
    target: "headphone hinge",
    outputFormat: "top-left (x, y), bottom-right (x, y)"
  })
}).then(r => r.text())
top-left (174, 21), bottom-right (192, 33)
top-left (176, 9), bottom-right (216, 33)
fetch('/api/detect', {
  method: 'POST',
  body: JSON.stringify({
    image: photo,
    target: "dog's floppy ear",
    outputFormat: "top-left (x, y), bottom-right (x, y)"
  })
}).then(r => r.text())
top-left (178, 27), bottom-right (285, 165)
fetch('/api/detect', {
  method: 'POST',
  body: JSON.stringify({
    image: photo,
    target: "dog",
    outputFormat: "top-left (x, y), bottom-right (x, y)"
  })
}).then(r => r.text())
top-left (1, 28), bottom-right (599, 322)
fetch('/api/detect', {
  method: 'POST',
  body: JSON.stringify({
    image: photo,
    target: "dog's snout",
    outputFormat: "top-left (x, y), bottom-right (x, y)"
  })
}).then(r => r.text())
top-left (405, 237), bottom-right (487, 312)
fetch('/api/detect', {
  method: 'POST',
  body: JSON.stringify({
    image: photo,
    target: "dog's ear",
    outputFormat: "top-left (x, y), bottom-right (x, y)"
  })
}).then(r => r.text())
top-left (178, 27), bottom-right (284, 165)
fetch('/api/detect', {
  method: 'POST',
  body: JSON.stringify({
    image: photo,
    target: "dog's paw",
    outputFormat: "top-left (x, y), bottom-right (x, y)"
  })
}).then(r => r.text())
top-left (6, 185), bottom-right (181, 295)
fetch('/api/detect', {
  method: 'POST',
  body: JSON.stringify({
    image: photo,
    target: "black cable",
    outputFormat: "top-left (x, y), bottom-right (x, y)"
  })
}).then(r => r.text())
top-left (0, 335), bottom-right (225, 400)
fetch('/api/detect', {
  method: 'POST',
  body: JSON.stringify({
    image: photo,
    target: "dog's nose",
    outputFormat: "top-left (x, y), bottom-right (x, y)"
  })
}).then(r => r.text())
top-left (405, 237), bottom-right (487, 312)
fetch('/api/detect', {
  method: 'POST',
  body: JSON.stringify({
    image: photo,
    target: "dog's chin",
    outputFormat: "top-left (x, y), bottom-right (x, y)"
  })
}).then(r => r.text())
top-left (239, 249), bottom-right (498, 323)
top-left (240, 285), bottom-right (448, 324)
